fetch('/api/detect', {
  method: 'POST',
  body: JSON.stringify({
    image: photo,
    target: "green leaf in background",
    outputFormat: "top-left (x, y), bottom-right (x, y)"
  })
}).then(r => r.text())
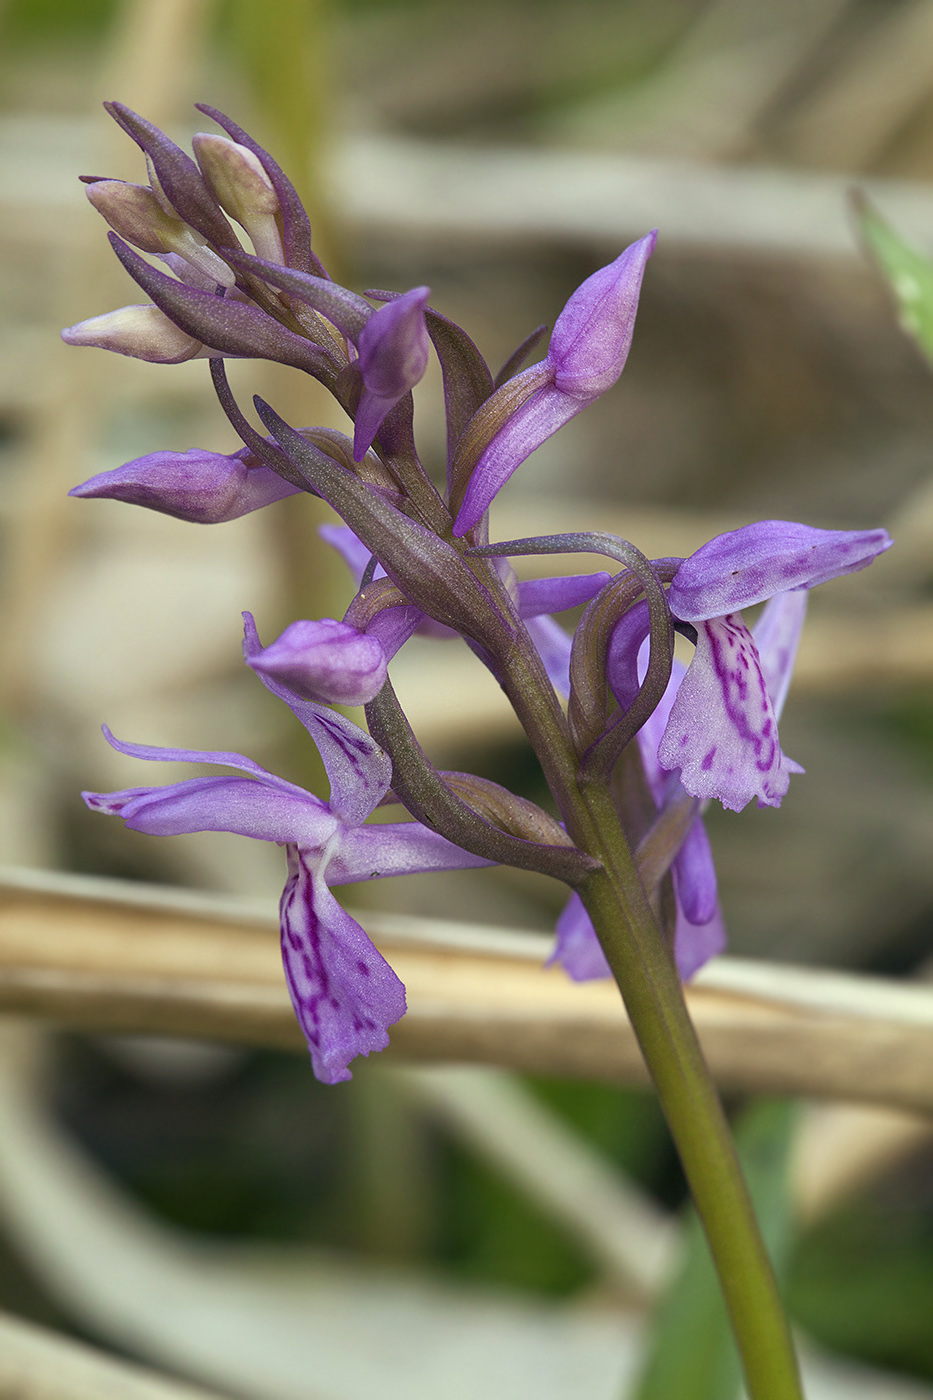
top-left (854, 193), bottom-right (933, 365)
top-left (630, 1098), bottom-right (800, 1400)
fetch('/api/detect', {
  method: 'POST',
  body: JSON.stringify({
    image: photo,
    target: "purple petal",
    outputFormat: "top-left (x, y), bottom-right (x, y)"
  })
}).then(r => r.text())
top-left (99, 724), bottom-right (312, 800)
top-left (69, 444), bottom-right (301, 523)
top-left (669, 520), bottom-right (892, 622)
top-left (243, 613), bottom-right (392, 824)
top-left (365, 605), bottom-right (423, 661)
top-left (319, 523), bottom-right (378, 584)
top-left (549, 892), bottom-right (611, 981)
top-left (551, 880), bottom-right (725, 985)
top-left (453, 379), bottom-right (581, 537)
top-left (352, 288), bottom-right (431, 461)
top-left (548, 232), bottom-right (656, 400)
top-left (674, 898), bottom-right (726, 982)
top-left (84, 774), bottom-right (336, 846)
top-left (751, 588), bottom-right (808, 720)
top-left (525, 613), bottom-right (573, 698)
top-left (279, 848), bottom-right (406, 1083)
top-left (606, 599), bottom-right (651, 714)
top-left (657, 613), bottom-right (804, 812)
top-left (671, 817), bottom-right (717, 925)
top-left (247, 617), bottom-right (387, 706)
top-left (518, 572), bottom-right (611, 617)
top-left (326, 820), bottom-right (495, 884)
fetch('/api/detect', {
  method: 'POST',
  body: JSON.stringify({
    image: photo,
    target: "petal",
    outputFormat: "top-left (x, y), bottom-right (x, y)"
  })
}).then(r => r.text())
top-left (69, 444), bottom-right (301, 524)
top-left (357, 287), bottom-right (431, 397)
top-left (525, 613), bottom-right (573, 698)
top-left (319, 524), bottom-right (379, 584)
top-left (353, 288), bottom-right (431, 461)
top-left (673, 898), bottom-right (727, 982)
top-left (548, 232), bottom-right (656, 400)
top-left (279, 848), bottom-right (406, 1083)
top-left (352, 386), bottom-right (401, 464)
top-left (247, 617), bottom-right (387, 706)
top-left (326, 820), bottom-right (494, 884)
top-left (84, 774), bottom-right (337, 846)
top-left (518, 572), bottom-right (610, 617)
top-left (671, 817), bottom-right (717, 926)
top-left (99, 724), bottom-right (312, 800)
top-left (453, 380), bottom-right (580, 536)
top-left (548, 892), bottom-right (611, 981)
top-left (549, 887), bottom-right (725, 985)
top-left (61, 304), bottom-right (202, 363)
top-left (669, 521), bottom-right (892, 622)
top-left (243, 613), bottom-right (392, 823)
top-left (657, 614), bottom-right (803, 812)
top-left (751, 588), bottom-right (808, 721)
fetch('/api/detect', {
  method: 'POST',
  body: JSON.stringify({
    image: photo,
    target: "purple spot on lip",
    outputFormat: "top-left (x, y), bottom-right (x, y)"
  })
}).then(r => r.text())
top-left (357, 959), bottom-right (370, 976)
top-left (701, 747), bottom-right (716, 771)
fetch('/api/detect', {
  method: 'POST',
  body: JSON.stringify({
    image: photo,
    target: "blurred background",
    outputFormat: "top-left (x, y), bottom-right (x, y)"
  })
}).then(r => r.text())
top-left (2, 0), bottom-right (933, 1396)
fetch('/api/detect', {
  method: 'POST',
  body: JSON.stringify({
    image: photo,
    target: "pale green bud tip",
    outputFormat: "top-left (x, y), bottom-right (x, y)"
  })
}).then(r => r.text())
top-left (193, 133), bottom-right (279, 220)
top-left (86, 179), bottom-right (178, 256)
top-left (192, 133), bottom-right (283, 265)
top-left (61, 305), bottom-right (203, 363)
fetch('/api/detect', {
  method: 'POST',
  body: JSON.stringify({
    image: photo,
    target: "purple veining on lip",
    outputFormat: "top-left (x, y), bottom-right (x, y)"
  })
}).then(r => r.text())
top-left (658, 613), bottom-right (804, 812)
top-left (279, 848), bottom-right (406, 1084)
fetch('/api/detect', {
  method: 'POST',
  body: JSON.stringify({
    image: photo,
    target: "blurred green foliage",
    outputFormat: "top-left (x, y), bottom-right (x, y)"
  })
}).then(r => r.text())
top-left (857, 195), bottom-right (933, 367)
top-left (790, 1194), bottom-right (933, 1382)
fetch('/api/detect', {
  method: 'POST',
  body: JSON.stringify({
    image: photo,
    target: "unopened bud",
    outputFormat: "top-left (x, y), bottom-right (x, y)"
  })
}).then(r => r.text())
top-left (353, 287), bottom-right (431, 461)
top-left (68, 443), bottom-right (302, 523)
top-left (61, 304), bottom-right (203, 363)
top-left (86, 179), bottom-right (234, 288)
top-left (246, 618), bottom-right (387, 705)
top-left (193, 133), bottom-right (284, 265)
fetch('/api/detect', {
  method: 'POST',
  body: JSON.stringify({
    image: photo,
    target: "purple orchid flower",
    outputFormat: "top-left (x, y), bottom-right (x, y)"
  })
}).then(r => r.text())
top-left (453, 233), bottom-right (656, 537)
top-left (69, 441), bottom-right (302, 523)
top-left (82, 614), bottom-right (491, 1083)
top-left (659, 521), bottom-right (892, 812)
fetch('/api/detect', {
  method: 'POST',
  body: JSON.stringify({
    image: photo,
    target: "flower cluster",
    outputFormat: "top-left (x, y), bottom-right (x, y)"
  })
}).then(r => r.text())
top-left (69, 104), bottom-right (891, 1082)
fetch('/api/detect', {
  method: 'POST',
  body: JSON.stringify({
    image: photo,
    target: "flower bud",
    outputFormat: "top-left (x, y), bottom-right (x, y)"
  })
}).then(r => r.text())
top-left (192, 133), bottom-right (285, 265)
top-left (246, 618), bottom-right (387, 705)
top-left (68, 443), bottom-right (302, 523)
top-left (61, 304), bottom-right (203, 363)
top-left (86, 179), bottom-right (234, 287)
top-left (353, 287), bottom-right (431, 461)
top-left (549, 231), bottom-right (656, 400)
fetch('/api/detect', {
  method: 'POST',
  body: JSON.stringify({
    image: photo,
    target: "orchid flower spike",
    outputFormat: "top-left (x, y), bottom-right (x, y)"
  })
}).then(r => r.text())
top-left (82, 614), bottom-right (491, 1083)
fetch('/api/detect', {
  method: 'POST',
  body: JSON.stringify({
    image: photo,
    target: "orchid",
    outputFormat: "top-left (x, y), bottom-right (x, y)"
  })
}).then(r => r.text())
top-left (84, 615), bottom-right (490, 1083)
top-left (66, 102), bottom-right (894, 1399)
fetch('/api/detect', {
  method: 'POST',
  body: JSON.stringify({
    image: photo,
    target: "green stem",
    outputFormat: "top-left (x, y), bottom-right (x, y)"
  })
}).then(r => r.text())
top-left (577, 788), bottom-right (803, 1400)
top-left (493, 630), bottom-right (803, 1400)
